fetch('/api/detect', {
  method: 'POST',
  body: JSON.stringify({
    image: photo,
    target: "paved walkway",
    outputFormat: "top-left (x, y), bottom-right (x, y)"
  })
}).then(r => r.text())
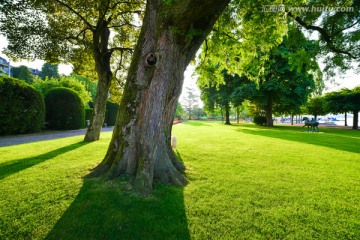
top-left (0, 127), bottom-right (114, 147)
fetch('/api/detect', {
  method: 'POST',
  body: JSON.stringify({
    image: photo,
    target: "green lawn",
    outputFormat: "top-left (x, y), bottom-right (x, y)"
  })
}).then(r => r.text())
top-left (0, 122), bottom-right (359, 239)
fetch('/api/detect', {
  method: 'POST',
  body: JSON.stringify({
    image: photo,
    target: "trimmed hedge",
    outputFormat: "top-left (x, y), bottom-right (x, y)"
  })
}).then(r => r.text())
top-left (45, 87), bottom-right (85, 130)
top-left (0, 76), bottom-right (45, 135)
top-left (105, 101), bottom-right (119, 126)
top-left (85, 108), bottom-right (93, 120)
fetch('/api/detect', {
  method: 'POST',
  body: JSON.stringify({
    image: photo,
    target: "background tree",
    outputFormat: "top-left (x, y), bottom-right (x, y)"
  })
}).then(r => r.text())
top-left (231, 31), bottom-right (319, 126)
top-left (0, 0), bottom-right (142, 142)
top-left (174, 103), bottom-right (185, 120)
top-left (198, 69), bottom-right (244, 125)
top-left (305, 96), bottom-right (327, 120)
top-left (192, 105), bottom-right (206, 119)
top-left (181, 87), bottom-right (199, 120)
top-left (324, 89), bottom-right (349, 126)
top-left (40, 62), bottom-right (59, 80)
top-left (343, 87), bottom-right (360, 129)
top-left (11, 65), bottom-right (35, 84)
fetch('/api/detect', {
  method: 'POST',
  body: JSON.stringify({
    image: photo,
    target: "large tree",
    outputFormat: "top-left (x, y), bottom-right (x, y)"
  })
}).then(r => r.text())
top-left (0, 0), bottom-right (141, 141)
top-left (91, 0), bottom-right (230, 195)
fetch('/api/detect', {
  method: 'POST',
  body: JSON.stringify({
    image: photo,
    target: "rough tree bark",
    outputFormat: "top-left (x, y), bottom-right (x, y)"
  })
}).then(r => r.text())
top-left (84, 22), bottom-right (113, 142)
top-left (91, 0), bottom-right (230, 195)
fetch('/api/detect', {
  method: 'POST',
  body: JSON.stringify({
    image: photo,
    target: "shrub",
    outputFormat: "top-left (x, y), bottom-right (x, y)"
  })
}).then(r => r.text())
top-left (0, 76), bottom-right (45, 135)
top-left (105, 101), bottom-right (119, 126)
top-left (33, 76), bottom-right (91, 105)
top-left (253, 115), bottom-right (267, 126)
top-left (45, 87), bottom-right (85, 130)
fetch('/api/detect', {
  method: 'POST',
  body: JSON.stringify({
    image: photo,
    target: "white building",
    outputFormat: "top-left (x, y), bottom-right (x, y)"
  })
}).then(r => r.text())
top-left (0, 57), bottom-right (11, 76)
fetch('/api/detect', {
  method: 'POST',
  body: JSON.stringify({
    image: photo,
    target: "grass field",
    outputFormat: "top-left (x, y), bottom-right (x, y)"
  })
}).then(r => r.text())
top-left (0, 122), bottom-right (359, 239)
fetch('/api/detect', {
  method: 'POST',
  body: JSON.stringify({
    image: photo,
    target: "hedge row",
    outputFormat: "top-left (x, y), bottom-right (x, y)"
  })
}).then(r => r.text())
top-left (0, 76), bottom-right (45, 135)
top-left (1, 77), bottom-right (120, 135)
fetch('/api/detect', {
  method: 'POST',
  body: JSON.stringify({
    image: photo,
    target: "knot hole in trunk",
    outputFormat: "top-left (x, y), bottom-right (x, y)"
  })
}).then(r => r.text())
top-left (145, 53), bottom-right (157, 67)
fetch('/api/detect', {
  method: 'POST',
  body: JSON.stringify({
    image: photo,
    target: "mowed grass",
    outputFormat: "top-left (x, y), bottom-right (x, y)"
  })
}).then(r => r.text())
top-left (0, 122), bottom-right (359, 239)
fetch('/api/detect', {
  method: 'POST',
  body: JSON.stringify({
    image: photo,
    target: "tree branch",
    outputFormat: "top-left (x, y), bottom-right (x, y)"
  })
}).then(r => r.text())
top-left (53, 0), bottom-right (95, 30)
top-left (288, 12), bottom-right (356, 59)
top-left (109, 47), bottom-right (133, 55)
top-left (108, 23), bottom-right (140, 29)
top-left (330, 18), bottom-right (360, 38)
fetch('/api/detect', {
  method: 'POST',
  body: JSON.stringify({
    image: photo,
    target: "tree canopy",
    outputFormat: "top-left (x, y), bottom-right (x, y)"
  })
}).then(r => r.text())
top-left (196, 0), bottom-right (359, 82)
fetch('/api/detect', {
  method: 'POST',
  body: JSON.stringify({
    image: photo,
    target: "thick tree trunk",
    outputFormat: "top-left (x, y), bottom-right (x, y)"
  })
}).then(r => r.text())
top-left (91, 0), bottom-right (230, 195)
top-left (225, 103), bottom-right (231, 125)
top-left (352, 111), bottom-right (359, 129)
top-left (84, 24), bottom-right (112, 142)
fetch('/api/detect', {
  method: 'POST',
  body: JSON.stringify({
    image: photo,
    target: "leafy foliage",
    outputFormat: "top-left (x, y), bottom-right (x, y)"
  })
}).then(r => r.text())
top-left (325, 86), bottom-right (360, 129)
top-left (304, 96), bottom-right (327, 119)
top-left (44, 87), bottom-right (85, 130)
top-left (0, 76), bottom-right (45, 135)
top-left (33, 76), bottom-right (91, 105)
top-left (10, 65), bottom-right (35, 84)
top-left (40, 62), bottom-right (59, 80)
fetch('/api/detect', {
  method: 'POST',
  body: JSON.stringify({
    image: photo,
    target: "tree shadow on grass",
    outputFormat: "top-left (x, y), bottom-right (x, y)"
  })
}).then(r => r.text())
top-left (46, 178), bottom-right (190, 240)
top-left (236, 125), bottom-right (360, 154)
top-left (0, 141), bottom-right (90, 181)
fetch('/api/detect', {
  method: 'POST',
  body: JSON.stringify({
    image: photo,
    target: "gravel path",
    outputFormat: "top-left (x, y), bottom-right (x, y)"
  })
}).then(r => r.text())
top-left (0, 127), bottom-right (114, 147)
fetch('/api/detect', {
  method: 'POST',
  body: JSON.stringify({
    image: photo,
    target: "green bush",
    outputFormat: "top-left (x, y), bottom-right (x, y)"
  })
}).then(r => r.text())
top-left (105, 101), bottom-right (119, 126)
top-left (0, 76), bottom-right (45, 135)
top-left (253, 115), bottom-right (267, 126)
top-left (33, 76), bottom-right (91, 106)
top-left (45, 87), bottom-right (85, 130)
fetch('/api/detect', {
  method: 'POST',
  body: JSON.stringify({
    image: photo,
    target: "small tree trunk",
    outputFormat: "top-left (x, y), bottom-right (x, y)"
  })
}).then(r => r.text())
top-left (91, 0), bottom-right (230, 195)
top-left (291, 113), bottom-right (294, 125)
top-left (352, 111), bottom-right (359, 129)
top-left (264, 96), bottom-right (273, 127)
top-left (225, 103), bottom-right (231, 125)
top-left (236, 106), bottom-right (240, 124)
top-left (345, 112), bottom-right (348, 126)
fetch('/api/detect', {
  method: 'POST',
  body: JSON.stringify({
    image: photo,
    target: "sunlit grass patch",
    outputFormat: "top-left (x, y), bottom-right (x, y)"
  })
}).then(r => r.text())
top-left (0, 122), bottom-right (359, 239)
